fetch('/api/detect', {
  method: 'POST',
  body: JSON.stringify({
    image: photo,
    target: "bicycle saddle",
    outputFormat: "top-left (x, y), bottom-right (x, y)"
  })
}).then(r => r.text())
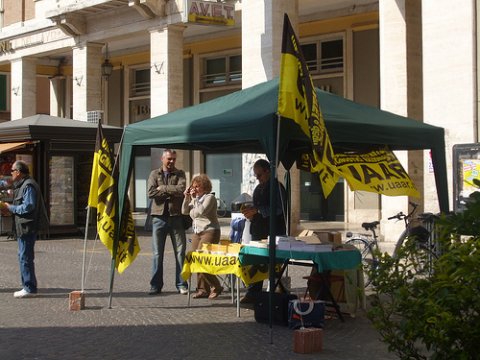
top-left (362, 221), bottom-right (380, 231)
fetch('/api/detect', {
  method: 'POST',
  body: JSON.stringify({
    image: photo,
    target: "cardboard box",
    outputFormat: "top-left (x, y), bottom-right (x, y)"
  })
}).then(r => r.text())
top-left (219, 238), bottom-right (231, 246)
top-left (69, 291), bottom-right (85, 311)
top-left (312, 231), bottom-right (343, 245)
top-left (329, 231), bottom-right (342, 245)
top-left (227, 243), bottom-right (242, 254)
top-left (293, 328), bottom-right (323, 354)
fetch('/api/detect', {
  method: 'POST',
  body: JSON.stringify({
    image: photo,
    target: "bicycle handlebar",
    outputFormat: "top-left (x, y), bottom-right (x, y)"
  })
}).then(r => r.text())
top-left (388, 212), bottom-right (405, 220)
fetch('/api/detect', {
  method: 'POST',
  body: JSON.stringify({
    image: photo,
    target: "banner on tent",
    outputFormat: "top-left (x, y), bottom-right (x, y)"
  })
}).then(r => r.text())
top-left (297, 148), bottom-right (420, 197)
top-left (182, 251), bottom-right (278, 285)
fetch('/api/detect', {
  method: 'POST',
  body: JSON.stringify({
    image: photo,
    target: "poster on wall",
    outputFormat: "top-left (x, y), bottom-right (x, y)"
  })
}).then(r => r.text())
top-left (453, 143), bottom-right (480, 212)
top-left (16, 154), bottom-right (33, 175)
top-left (0, 153), bottom-right (15, 177)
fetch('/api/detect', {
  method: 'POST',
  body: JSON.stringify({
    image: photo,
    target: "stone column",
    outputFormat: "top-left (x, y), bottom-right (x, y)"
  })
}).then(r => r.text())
top-left (379, 0), bottom-right (422, 241)
top-left (72, 42), bottom-right (103, 121)
top-left (242, 0), bottom-right (300, 235)
top-left (150, 24), bottom-right (185, 116)
top-left (50, 78), bottom-right (65, 117)
top-left (241, 0), bottom-right (298, 88)
top-left (423, 0), bottom-right (476, 212)
top-left (10, 57), bottom-right (36, 120)
top-left (150, 24), bottom-right (187, 170)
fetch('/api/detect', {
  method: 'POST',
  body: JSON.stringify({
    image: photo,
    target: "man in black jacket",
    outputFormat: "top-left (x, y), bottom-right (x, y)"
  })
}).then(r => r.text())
top-left (0, 160), bottom-right (48, 299)
top-left (240, 159), bottom-right (287, 304)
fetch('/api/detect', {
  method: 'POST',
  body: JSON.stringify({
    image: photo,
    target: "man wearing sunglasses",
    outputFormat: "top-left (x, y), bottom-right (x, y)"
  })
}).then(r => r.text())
top-left (0, 160), bottom-right (49, 299)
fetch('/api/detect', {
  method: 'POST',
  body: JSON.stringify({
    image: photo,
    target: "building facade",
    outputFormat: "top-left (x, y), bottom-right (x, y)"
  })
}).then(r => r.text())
top-left (0, 0), bottom-right (477, 240)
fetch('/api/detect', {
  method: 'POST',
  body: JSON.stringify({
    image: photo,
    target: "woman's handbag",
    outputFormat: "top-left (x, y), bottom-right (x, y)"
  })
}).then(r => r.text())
top-left (182, 215), bottom-right (193, 230)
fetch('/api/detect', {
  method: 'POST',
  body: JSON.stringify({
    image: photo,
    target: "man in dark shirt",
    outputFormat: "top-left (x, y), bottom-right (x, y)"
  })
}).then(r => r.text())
top-left (240, 159), bottom-right (286, 304)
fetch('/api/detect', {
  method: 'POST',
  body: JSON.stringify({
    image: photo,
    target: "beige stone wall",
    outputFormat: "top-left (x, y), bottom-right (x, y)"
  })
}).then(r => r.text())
top-left (25, 0), bottom-right (35, 20)
top-left (423, 0), bottom-right (476, 213)
top-left (3, 0), bottom-right (23, 26)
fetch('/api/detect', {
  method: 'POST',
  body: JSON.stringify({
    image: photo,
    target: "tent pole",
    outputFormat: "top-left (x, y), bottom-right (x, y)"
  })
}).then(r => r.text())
top-left (268, 114), bottom-right (282, 343)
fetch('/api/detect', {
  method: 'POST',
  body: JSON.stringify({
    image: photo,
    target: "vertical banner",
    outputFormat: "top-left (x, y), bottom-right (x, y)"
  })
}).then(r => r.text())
top-left (278, 14), bottom-right (339, 197)
top-left (88, 123), bottom-right (140, 273)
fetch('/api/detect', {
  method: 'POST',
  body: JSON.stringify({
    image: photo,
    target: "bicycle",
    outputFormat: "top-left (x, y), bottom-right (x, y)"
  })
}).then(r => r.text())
top-left (345, 202), bottom-right (438, 287)
top-left (216, 197), bottom-right (228, 218)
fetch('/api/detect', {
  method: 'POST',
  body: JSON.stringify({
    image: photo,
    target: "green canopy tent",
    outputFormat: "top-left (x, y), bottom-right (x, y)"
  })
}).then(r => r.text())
top-left (116, 77), bottom-right (448, 331)
top-left (118, 77), bottom-right (449, 214)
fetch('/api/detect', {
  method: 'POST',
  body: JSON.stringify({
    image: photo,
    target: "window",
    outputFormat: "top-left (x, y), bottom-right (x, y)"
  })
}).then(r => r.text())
top-left (301, 38), bottom-right (343, 74)
top-left (130, 68), bottom-right (150, 97)
top-left (0, 74), bottom-right (7, 111)
top-left (201, 54), bottom-right (241, 87)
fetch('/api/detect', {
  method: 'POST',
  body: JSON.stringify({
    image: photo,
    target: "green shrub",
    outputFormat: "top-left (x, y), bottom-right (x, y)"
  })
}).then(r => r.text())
top-left (367, 191), bottom-right (480, 359)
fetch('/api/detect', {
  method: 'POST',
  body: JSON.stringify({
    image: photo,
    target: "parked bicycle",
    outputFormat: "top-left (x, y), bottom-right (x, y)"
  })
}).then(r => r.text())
top-left (345, 202), bottom-right (438, 287)
top-left (216, 197), bottom-right (228, 217)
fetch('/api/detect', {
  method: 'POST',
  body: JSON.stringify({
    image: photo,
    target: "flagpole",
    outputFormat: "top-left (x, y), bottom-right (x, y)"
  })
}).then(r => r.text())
top-left (107, 128), bottom-right (126, 309)
top-left (81, 206), bottom-right (91, 292)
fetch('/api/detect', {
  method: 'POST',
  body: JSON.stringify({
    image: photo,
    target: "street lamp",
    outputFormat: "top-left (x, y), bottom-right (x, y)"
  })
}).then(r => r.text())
top-left (101, 58), bottom-right (113, 79)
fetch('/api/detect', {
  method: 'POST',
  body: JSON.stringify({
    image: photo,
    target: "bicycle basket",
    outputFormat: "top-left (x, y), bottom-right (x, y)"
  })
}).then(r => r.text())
top-left (407, 225), bottom-right (430, 243)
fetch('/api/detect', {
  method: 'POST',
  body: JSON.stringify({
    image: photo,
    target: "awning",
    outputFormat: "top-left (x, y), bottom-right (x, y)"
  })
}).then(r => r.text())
top-left (0, 142), bottom-right (29, 154)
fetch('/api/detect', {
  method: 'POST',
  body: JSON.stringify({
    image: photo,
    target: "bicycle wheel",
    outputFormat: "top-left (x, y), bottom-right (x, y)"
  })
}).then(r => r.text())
top-left (410, 242), bottom-right (437, 277)
top-left (345, 237), bottom-right (376, 287)
top-left (216, 198), bottom-right (227, 217)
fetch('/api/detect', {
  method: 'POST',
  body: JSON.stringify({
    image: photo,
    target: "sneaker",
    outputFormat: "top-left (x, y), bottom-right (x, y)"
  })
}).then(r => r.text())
top-left (13, 289), bottom-right (36, 298)
top-left (178, 288), bottom-right (188, 295)
top-left (148, 287), bottom-right (161, 295)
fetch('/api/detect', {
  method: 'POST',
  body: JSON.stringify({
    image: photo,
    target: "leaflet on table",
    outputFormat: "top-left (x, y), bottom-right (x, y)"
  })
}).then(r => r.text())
top-left (277, 241), bottom-right (333, 252)
top-left (244, 240), bottom-right (269, 249)
top-left (244, 238), bottom-right (333, 252)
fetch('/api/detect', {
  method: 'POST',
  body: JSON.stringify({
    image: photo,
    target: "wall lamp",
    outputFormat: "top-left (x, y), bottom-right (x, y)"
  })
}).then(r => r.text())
top-left (101, 59), bottom-right (113, 79)
top-left (102, 43), bottom-right (113, 80)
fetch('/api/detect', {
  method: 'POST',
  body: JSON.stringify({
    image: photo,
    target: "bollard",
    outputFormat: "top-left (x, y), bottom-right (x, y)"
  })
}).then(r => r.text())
top-left (69, 291), bottom-right (85, 311)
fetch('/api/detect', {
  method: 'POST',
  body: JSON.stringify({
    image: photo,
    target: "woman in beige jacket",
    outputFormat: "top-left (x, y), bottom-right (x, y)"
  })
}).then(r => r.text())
top-left (182, 174), bottom-right (223, 299)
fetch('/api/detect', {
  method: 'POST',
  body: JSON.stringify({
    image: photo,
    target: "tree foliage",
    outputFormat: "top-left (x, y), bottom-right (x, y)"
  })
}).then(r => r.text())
top-left (367, 189), bottom-right (480, 359)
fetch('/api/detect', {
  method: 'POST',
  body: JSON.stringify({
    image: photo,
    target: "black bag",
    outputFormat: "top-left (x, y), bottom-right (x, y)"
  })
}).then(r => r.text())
top-left (288, 299), bottom-right (325, 329)
top-left (254, 291), bottom-right (298, 326)
top-left (182, 215), bottom-right (193, 230)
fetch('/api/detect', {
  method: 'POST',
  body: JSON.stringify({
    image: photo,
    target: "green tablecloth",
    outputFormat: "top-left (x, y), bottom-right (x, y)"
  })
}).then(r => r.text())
top-left (238, 246), bottom-right (361, 272)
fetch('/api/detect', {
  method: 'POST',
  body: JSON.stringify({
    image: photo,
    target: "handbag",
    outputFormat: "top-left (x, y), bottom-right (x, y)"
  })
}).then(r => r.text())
top-left (254, 291), bottom-right (298, 326)
top-left (288, 299), bottom-right (325, 329)
top-left (182, 215), bottom-right (193, 230)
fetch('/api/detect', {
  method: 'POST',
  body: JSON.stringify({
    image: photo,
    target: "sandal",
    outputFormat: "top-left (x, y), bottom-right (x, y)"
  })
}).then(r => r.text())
top-left (208, 287), bottom-right (223, 299)
top-left (192, 291), bottom-right (208, 299)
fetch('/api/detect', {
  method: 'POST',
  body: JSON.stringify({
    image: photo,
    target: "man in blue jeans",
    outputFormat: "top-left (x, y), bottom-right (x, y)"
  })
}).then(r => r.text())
top-left (0, 160), bottom-right (48, 299)
top-left (147, 149), bottom-right (188, 295)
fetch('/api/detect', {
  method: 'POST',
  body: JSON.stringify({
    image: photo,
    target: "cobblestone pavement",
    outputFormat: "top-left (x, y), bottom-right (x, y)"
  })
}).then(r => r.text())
top-left (0, 228), bottom-right (397, 360)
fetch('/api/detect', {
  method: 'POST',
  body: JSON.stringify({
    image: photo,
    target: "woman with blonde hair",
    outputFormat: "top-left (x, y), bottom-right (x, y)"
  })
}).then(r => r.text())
top-left (182, 174), bottom-right (223, 299)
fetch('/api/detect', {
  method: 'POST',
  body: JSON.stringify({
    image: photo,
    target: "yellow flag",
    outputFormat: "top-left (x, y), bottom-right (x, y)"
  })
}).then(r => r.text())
top-left (278, 14), bottom-right (339, 197)
top-left (88, 123), bottom-right (140, 273)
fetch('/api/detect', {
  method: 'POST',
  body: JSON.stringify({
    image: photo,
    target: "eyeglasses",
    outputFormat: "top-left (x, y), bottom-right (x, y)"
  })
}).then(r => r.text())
top-left (11, 169), bottom-right (19, 173)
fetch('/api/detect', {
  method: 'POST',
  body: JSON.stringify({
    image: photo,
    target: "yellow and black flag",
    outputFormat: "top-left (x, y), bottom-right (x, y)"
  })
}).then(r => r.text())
top-left (88, 123), bottom-right (140, 273)
top-left (278, 13), bottom-right (339, 197)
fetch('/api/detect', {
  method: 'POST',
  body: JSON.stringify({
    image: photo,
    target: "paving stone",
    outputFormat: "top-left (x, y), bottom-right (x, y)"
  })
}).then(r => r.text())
top-left (0, 230), bottom-right (397, 360)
